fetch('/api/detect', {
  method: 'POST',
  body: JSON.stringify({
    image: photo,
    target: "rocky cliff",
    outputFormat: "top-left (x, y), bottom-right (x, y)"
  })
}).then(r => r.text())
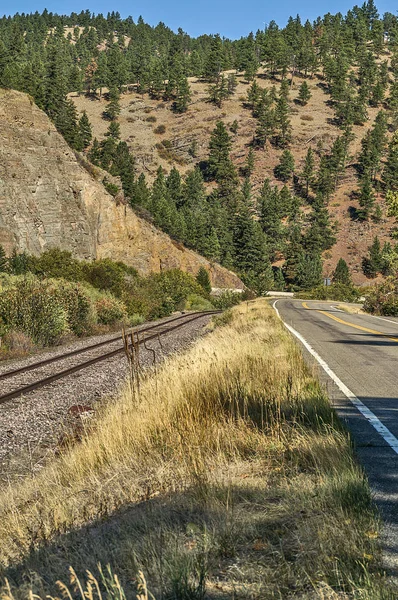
top-left (0, 89), bottom-right (243, 289)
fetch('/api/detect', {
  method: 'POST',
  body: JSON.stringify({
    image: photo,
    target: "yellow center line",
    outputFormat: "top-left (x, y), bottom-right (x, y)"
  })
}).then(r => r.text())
top-left (301, 300), bottom-right (398, 342)
top-left (318, 310), bottom-right (398, 343)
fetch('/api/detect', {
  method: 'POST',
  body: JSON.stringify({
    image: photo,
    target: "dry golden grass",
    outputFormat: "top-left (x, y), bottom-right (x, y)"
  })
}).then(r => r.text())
top-left (337, 303), bottom-right (366, 315)
top-left (0, 300), bottom-right (395, 598)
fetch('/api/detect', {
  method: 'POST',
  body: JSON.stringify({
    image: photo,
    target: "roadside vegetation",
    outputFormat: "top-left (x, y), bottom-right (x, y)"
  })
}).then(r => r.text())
top-left (0, 300), bottom-right (395, 599)
top-left (0, 249), bottom-right (242, 358)
top-left (364, 276), bottom-right (398, 315)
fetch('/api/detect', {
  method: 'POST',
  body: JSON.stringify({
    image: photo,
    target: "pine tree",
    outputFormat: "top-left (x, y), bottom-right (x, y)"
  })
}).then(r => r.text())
top-left (133, 173), bottom-right (150, 207)
top-left (332, 258), bottom-right (351, 285)
top-left (77, 111), bottom-right (92, 149)
top-left (207, 121), bottom-right (233, 180)
top-left (358, 174), bottom-right (375, 220)
top-left (298, 80), bottom-right (311, 105)
top-left (167, 167), bottom-right (183, 206)
top-left (173, 74), bottom-right (191, 113)
top-left (383, 133), bottom-right (398, 191)
top-left (295, 252), bottom-right (323, 290)
top-left (254, 106), bottom-right (275, 148)
top-left (54, 98), bottom-right (80, 149)
top-left (301, 147), bottom-right (315, 196)
top-left (362, 235), bottom-right (383, 277)
top-left (104, 87), bottom-right (120, 121)
top-left (208, 75), bottom-right (229, 107)
top-left (196, 266), bottom-right (212, 294)
top-left (274, 150), bottom-right (295, 182)
top-left (105, 121), bottom-right (121, 140)
top-left (305, 194), bottom-right (336, 252)
top-left (227, 72), bottom-right (238, 96)
top-left (113, 141), bottom-right (135, 197)
top-left (275, 93), bottom-right (291, 147)
top-left (202, 227), bottom-right (221, 262)
top-left (204, 34), bottom-right (224, 81)
top-left (259, 180), bottom-right (284, 258)
top-left (245, 148), bottom-right (255, 178)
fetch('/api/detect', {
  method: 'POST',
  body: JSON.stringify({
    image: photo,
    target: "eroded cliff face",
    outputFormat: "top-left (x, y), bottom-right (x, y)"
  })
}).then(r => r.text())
top-left (0, 89), bottom-right (243, 289)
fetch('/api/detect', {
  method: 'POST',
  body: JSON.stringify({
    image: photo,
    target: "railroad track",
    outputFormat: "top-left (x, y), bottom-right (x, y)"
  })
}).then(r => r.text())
top-left (0, 311), bottom-right (220, 406)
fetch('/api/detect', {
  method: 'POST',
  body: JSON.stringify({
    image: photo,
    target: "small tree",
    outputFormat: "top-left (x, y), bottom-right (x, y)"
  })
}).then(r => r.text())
top-left (358, 175), bottom-right (375, 220)
top-left (274, 150), bottom-right (295, 182)
top-left (104, 87), bottom-right (120, 121)
top-left (230, 120), bottom-right (239, 134)
top-left (332, 258), bottom-right (351, 285)
top-left (196, 266), bottom-right (212, 295)
top-left (301, 147), bottom-right (315, 196)
top-left (298, 80), bottom-right (311, 105)
top-left (245, 148), bottom-right (255, 178)
top-left (363, 235), bottom-right (383, 277)
top-left (78, 111), bottom-right (92, 149)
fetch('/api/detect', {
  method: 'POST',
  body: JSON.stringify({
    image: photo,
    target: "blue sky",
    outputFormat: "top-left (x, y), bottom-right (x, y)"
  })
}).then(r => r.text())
top-left (4, 0), bottom-right (395, 38)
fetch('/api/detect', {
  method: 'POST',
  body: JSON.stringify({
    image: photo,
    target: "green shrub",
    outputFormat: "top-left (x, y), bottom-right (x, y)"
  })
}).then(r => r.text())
top-left (185, 294), bottom-right (214, 311)
top-left (0, 276), bottom-right (69, 345)
top-left (154, 124), bottom-right (166, 134)
top-left (212, 290), bottom-right (243, 310)
top-left (130, 313), bottom-right (145, 326)
top-left (364, 278), bottom-right (398, 315)
top-left (212, 309), bottom-right (233, 328)
top-left (46, 279), bottom-right (95, 336)
top-left (150, 270), bottom-right (204, 306)
top-left (27, 248), bottom-right (83, 281)
top-left (102, 178), bottom-right (119, 197)
top-left (297, 283), bottom-right (360, 302)
top-left (82, 259), bottom-right (137, 297)
top-left (95, 295), bottom-right (128, 325)
top-left (196, 266), bottom-right (212, 295)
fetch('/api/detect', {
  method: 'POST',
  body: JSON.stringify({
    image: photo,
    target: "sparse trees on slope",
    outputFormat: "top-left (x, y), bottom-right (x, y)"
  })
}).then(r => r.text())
top-left (298, 80), bottom-right (311, 105)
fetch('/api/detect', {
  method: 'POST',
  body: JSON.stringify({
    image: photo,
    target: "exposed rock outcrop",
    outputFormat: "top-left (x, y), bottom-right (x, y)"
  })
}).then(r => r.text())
top-left (0, 89), bottom-right (243, 289)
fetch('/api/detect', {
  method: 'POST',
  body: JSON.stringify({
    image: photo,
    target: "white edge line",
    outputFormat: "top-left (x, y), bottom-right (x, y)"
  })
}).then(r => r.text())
top-left (366, 313), bottom-right (398, 326)
top-left (272, 300), bottom-right (398, 454)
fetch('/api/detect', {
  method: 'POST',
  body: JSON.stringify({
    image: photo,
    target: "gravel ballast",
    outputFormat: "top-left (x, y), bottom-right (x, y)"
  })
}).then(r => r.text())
top-left (0, 314), bottom-right (213, 478)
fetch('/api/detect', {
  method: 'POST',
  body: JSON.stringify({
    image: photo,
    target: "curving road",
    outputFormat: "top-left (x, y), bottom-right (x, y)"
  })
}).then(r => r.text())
top-left (274, 298), bottom-right (398, 569)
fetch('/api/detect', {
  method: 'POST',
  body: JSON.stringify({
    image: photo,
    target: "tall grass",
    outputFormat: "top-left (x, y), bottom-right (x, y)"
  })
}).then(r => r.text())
top-left (0, 300), bottom-right (395, 598)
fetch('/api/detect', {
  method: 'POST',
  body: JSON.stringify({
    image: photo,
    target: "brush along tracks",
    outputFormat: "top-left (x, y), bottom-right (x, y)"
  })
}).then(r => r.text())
top-left (0, 311), bottom-right (219, 406)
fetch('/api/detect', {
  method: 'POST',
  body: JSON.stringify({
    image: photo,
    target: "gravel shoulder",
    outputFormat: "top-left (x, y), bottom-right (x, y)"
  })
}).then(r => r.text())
top-left (0, 314), bottom-right (213, 481)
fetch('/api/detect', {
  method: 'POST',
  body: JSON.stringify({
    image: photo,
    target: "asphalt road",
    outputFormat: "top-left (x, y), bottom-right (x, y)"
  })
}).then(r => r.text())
top-left (275, 298), bottom-right (398, 571)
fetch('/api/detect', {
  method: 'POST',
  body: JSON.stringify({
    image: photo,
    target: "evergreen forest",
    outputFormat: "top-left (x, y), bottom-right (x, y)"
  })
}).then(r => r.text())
top-left (2, 1), bottom-right (398, 291)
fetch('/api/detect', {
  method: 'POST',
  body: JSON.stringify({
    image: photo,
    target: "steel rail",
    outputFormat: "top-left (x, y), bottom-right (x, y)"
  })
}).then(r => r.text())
top-left (0, 311), bottom-right (215, 381)
top-left (0, 311), bottom-right (220, 406)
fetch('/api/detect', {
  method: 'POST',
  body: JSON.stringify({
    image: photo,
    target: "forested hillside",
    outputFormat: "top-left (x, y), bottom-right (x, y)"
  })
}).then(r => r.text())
top-left (2, 2), bottom-right (398, 290)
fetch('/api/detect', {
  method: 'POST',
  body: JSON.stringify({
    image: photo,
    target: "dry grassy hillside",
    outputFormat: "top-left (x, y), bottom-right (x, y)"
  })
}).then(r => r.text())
top-left (72, 68), bottom-right (395, 285)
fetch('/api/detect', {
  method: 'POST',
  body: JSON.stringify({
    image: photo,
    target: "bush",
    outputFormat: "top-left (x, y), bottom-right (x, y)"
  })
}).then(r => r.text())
top-left (212, 290), bottom-right (243, 310)
top-left (46, 279), bottom-right (95, 336)
top-left (95, 295), bottom-right (128, 325)
top-left (154, 124), bottom-right (166, 134)
top-left (185, 294), bottom-right (214, 311)
top-left (212, 309), bottom-right (233, 328)
top-left (363, 278), bottom-right (398, 315)
top-left (297, 283), bottom-right (360, 302)
top-left (82, 259), bottom-right (137, 297)
top-left (26, 249), bottom-right (83, 281)
top-left (0, 276), bottom-right (69, 345)
top-left (196, 266), bottom-right (212, 295)
top-left (0, 274), bottom-right (129, 348)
